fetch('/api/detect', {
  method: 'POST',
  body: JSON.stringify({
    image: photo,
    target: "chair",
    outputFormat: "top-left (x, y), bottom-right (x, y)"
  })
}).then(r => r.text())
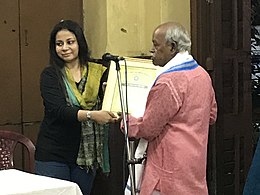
top-left (0, 130), bottom-right (35, 173)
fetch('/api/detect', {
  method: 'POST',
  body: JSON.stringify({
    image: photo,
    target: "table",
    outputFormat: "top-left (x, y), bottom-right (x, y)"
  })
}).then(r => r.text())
top-left (0, 169), bottom-right (83, 195)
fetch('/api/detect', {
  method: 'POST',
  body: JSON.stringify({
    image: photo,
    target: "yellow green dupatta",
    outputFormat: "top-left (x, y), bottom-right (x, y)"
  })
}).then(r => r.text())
top-left (64, 62), bottom-right (105, 110)
top-left (63, 62), bottom-right (110, 173)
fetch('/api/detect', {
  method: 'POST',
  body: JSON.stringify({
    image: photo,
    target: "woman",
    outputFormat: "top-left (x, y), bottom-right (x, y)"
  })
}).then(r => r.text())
top-left (35, 20), bottom-right (118, 195)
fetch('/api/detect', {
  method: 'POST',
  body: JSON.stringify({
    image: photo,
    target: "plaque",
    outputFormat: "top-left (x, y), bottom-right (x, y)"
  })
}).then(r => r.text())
top-left (102, 57), bottom-right (161, 117)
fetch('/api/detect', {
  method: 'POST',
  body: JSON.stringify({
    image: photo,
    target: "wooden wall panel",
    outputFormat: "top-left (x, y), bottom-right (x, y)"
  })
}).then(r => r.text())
top-left (0, 0), bottom-right (21, 125)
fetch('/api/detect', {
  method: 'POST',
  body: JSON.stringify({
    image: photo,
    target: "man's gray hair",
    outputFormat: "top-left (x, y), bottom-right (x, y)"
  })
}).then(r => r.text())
top-left (165, 25), bottom-right (191, 52)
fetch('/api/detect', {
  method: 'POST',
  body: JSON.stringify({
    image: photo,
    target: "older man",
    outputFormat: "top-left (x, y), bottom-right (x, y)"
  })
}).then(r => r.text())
top-left (123, 22), bottom-right (217, 195)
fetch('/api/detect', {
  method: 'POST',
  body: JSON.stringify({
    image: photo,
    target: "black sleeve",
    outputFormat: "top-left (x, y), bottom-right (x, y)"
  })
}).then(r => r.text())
top-left (40, 66), bottom-right (80, 123)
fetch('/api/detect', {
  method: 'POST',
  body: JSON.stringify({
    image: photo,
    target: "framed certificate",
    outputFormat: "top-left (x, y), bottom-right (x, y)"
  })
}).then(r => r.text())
top-left (102, 57), bottom-right (161, 117)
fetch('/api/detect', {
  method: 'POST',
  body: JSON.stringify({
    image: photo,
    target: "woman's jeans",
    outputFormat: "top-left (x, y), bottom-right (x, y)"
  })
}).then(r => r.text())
top-left (35, 161), bottom-right (96, 195)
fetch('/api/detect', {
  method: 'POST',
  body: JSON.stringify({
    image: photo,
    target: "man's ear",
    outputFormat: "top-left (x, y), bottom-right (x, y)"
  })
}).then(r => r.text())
top-left (170, 42), bottom-right (177, 51)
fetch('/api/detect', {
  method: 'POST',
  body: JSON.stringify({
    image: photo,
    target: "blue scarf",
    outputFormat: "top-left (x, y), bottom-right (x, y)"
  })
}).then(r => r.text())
top-left (154, 58), bottom-right (198, 85)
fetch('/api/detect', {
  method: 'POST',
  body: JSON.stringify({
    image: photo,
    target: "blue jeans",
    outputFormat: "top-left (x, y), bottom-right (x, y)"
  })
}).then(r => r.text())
top-left (35, 161), bottom-right (96, 195)
top-left (243, 138), bottom-right (260, 195)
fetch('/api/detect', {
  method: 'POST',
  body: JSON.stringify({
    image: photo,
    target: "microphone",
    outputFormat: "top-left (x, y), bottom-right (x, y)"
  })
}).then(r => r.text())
top-left (102, 53), bottom-right (124, 62)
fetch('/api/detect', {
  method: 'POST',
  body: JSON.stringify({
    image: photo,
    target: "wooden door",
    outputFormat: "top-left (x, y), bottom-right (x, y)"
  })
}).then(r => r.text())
top-left (191, 0), bottom-right (252, 194)
top-left (0, 0), bottom-right (21, 125)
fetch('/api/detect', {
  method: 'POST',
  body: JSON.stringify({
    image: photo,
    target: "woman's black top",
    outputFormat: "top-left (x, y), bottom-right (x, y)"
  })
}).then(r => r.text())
top-left (35, 65), bottom-right (81, 164)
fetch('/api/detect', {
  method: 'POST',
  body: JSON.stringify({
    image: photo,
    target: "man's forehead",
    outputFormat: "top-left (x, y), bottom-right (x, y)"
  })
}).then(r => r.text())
top-left (153, 29), bottom-right (166, 41)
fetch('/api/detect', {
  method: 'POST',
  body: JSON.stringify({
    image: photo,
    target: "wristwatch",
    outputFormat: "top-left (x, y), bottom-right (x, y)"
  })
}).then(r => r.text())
top-left (86, 111), bottom-right (91, 120)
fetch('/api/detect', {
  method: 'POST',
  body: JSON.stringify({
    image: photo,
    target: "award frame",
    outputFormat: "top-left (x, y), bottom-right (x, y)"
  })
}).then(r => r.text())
top-left (102, 57), bottom-right (160, 117)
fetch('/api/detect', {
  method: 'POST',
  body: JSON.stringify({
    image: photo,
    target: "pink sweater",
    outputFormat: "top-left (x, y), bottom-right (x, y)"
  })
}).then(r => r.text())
top-left (127, 65), bottom-right (217, 195)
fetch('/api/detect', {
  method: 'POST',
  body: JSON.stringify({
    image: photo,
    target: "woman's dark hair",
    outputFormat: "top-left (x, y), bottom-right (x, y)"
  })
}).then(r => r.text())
top-left (49, 20), bottom-right (90, 68)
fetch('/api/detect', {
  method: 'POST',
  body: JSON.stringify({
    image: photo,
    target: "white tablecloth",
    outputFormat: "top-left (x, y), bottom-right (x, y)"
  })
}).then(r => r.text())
top-left (0, 169), bottom-right (83, 195)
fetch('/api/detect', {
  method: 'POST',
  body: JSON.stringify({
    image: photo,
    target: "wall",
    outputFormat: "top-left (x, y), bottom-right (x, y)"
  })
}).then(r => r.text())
top-left (83, 0), bottom-right (190, 59)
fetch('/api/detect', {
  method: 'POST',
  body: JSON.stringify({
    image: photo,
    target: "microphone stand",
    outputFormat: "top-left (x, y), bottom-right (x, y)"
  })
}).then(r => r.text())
top-left (113, 58), bottom-right (137, 195)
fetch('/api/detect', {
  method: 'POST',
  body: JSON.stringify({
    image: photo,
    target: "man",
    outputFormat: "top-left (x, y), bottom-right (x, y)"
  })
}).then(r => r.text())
top-left (122, 22), bottom-right (217, 194)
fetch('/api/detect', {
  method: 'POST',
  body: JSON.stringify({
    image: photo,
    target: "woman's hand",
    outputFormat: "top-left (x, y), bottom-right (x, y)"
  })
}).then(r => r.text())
top-left (91, 110), bottom-right (119, 125)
